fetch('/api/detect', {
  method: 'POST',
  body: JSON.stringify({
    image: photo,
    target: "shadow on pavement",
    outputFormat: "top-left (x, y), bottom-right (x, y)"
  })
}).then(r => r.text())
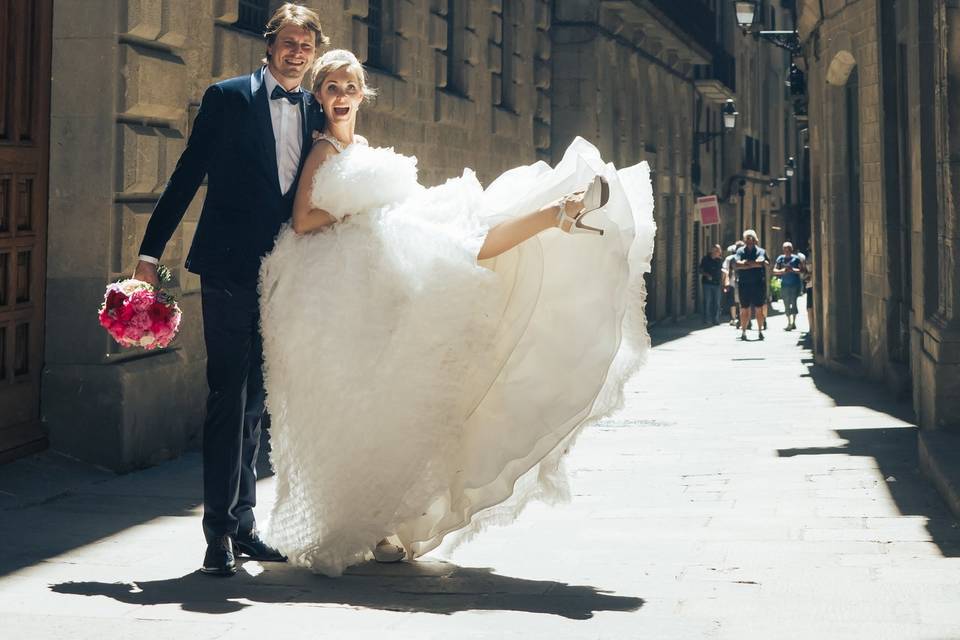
top-left (778, 363), bottom-right (960, 557)
top-left (0, 434), bottom-right (275, 580)
top-left (49, 560), bottom-right (644, 620)
top-left (649, 320), bottom-right (714, 347)
top-left (649, 302), bottom-right (784, 348)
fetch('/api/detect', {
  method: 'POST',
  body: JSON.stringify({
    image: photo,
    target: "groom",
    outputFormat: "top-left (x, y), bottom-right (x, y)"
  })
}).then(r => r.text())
top-left (134, 4), bottom-right (327, 576)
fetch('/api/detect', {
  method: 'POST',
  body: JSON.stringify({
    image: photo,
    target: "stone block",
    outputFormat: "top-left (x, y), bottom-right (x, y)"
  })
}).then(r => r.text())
top-left (53, 0), bottom-right (115, 39)
top-left (534, 59), bottom-right (550, 90)
top-left (122, 0), bottom-right (163, 41)
top-left (159, 0), bottom-right (189, 50)
top-left (343, 0), bottom-right (369, 17)
top-left (535, 1), bottom-right (550, 30)
top-left (492, 107), bottom-right (519, 138)
top-left (534, 120), bottom-right (550, 150)
top-left (51, 38), bottom-right (117, 119)
top-left (464, 1), bottom-right (481, 30)
top-left (554, 0), bottom-right (599, 22)
top-left (393, 1), bottom-right (418, 40)
top-left (487, 42), bottom-right (503, 73)
top-left (117, 124), bottom-right (161, 195)
top-left (44, 350), bottom-right (206, 472)
top-left (48, 110), bottom-right (117, 271)
top-left (535, 30), bottom-right (550, 59)
top-left (535, 90), bottom-right (550, 122)
top-left (428, 11), bottom-right (448, 49)
top-left (394, 37), bottom-right (414, 77)
top-left (433, 50), bottom-right (448, 88)
top-left (119, 202), bottom-right (154, 270)
top-left (119, 44), bottom-right (187, 124)
top-left (44, 277), bottom-right (115, 364)
top-left (490, 12), bottom-right (503, 44)
top-left (464, 29), bottom-right (481, 65)
top-left (213, 0), bottom-right (239, 23)
top-left (352, 17), bottom-right (369, 62)
top-left (212, 26), bottom-right (241, 80)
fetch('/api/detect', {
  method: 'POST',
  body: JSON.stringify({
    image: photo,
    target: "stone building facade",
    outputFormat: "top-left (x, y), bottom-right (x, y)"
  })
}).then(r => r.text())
top-left (796, 0), bottom-right (960, 439)
top-left (32, 0), bottom-right (552, 470)
top-left (550, 1), bottom-right (801, 324)
top-left (0, 0), bottom-right (801, 469)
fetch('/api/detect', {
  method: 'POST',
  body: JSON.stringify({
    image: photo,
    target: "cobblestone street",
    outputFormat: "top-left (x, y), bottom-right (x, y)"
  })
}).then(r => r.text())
top-left (2, 297), bottom-right (960, 639)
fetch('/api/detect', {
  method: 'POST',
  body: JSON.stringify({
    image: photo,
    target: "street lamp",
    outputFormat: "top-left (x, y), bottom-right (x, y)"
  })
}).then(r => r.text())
top-left (695, 99), bottom-right (738, 146)
top-left (732, 1), bottom-right (803, 55)
top-left (785, 157), bottom-right (796, 178)
top-left (735, 2), bottom-right (756, 28)
top-left (722, 99), bottom-right (738, 129)
top-left (788, 64), bottom-right (806, 96)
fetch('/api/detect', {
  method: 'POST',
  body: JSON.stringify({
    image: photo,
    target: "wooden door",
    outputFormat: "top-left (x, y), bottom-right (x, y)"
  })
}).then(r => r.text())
top-left (0, 0), bottom-right (52, 462)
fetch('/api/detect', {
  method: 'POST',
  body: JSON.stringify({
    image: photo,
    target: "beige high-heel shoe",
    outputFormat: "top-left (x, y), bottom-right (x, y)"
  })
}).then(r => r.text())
top-left (373, 538), bottom-right (406, 563)
top-left (556, 175), bottom-right (609, 236)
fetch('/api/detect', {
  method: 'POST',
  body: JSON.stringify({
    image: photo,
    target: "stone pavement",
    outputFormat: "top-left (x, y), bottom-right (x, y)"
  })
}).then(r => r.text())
top-left (2, 297), bottom-right (960, 639)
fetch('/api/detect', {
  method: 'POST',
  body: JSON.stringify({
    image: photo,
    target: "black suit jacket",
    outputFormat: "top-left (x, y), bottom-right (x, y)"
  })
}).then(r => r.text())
top-left (139, 67), bottom-right (323, 282)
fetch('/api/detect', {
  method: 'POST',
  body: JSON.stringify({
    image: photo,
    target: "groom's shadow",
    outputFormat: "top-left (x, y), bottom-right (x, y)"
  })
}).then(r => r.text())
top-left (50, 560), bottom-right (643, 620)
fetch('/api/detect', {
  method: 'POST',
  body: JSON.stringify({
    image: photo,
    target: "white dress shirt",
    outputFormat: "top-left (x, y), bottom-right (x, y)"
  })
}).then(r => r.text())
top-left (264, 67), bottom-right (304, 196)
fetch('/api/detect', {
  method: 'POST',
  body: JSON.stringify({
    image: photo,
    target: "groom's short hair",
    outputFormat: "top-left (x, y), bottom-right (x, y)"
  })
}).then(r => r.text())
top-left (263, 3), bottom-right (330, 61)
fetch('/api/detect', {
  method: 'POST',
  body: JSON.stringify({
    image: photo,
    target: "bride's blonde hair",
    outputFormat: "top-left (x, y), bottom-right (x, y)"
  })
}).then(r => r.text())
top-left (311, 49), bottom-right (377, 101)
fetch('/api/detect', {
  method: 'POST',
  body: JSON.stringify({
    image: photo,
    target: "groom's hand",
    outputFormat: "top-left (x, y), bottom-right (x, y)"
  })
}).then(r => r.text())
top-left (134, 260), bottom-right (161, 289)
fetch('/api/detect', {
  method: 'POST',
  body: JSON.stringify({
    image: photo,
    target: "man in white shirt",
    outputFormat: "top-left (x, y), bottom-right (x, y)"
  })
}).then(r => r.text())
top-left (133, 4), bottom-right (326, 577)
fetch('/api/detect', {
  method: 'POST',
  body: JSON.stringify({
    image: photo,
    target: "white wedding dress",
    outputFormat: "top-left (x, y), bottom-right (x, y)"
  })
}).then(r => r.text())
top-left (259, 136), bottom-right (655, 576)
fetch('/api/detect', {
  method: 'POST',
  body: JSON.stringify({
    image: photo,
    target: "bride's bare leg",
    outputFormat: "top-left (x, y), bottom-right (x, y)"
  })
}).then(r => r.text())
top-left (476, 195), bottom-right (585, 261)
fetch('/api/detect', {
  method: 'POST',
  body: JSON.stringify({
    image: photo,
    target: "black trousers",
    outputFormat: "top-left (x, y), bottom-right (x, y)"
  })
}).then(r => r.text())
top-left (199, 274), bottom-right (265, 543)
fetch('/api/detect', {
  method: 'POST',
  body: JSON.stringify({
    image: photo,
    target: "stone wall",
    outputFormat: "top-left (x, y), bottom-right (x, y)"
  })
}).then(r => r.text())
top-left (797, 0), bottom-right (960, 432)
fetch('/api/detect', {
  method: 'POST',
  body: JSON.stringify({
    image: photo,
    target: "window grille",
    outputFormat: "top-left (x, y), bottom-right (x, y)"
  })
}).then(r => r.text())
top-left (365, 0), bottom-right (399, 72)
top-left (236, 0), bottom-right (270, 36)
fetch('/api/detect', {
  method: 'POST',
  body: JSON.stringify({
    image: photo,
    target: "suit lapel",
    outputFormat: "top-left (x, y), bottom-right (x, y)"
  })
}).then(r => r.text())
top-left (299, 93), bottom-right (312, 154)
top-left (251, 67), bottom-right (282, 195)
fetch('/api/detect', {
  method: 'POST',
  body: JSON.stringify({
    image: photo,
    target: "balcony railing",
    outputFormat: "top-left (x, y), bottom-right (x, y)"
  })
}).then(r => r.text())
top-left (646, 0), bottom-right (733, 93)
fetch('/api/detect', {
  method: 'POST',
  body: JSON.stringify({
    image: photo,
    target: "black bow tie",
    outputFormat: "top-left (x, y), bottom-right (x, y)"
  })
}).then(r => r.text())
top-left (271, 85), bottom-right (302, 105)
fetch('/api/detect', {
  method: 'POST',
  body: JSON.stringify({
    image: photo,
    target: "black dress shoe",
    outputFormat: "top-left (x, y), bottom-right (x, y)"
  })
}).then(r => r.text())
top-left (234, 528), bottom-right (286, 562)
top-left (201, 534), bottom-right (237, 576)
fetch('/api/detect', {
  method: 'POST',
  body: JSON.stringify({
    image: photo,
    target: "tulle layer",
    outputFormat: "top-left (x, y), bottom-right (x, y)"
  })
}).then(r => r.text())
top-left (260, 137), bottom-right (655, 576)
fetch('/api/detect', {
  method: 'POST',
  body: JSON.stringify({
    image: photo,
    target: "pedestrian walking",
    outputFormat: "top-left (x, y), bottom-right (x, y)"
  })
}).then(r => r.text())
top-left (722, 241), bottom-right (744, 326)
top-left (735, 230), bottom-right (768, 341)
top-left (700, 244), bottom-right (724, 325)
top-left (773, 241), bottom-right (803, 331)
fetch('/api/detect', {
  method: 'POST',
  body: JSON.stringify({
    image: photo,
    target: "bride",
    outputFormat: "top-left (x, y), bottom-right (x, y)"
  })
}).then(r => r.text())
top-left (259, 49), bottom-right (655, 576)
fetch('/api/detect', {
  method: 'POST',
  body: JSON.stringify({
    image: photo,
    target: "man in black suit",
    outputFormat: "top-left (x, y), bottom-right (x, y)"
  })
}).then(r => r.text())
top-left (134, 3), bottom-right (327, 576)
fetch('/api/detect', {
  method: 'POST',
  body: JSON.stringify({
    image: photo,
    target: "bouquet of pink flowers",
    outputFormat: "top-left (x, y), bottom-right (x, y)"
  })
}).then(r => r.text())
top-left (98, 272), bottom-right (181, 350)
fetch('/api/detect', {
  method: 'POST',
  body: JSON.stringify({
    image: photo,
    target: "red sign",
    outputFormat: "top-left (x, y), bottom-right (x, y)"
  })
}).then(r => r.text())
top-left (696, 195), bottom-right (721, 226)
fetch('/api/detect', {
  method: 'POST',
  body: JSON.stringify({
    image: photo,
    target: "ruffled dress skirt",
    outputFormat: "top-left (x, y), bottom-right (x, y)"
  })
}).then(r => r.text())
top-left (259, 137), bottom-right (656, 576)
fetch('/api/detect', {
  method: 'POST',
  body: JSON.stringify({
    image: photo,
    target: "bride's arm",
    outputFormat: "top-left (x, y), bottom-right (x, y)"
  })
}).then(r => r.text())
top-left (292, 143), bottom-right (340, 235)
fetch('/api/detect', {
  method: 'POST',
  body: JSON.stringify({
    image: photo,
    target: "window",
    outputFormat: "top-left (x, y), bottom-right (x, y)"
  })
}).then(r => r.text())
top-left (365, 0), bottom-right (397, 72)
top-left (235, 0), bottom-right (270, 35)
